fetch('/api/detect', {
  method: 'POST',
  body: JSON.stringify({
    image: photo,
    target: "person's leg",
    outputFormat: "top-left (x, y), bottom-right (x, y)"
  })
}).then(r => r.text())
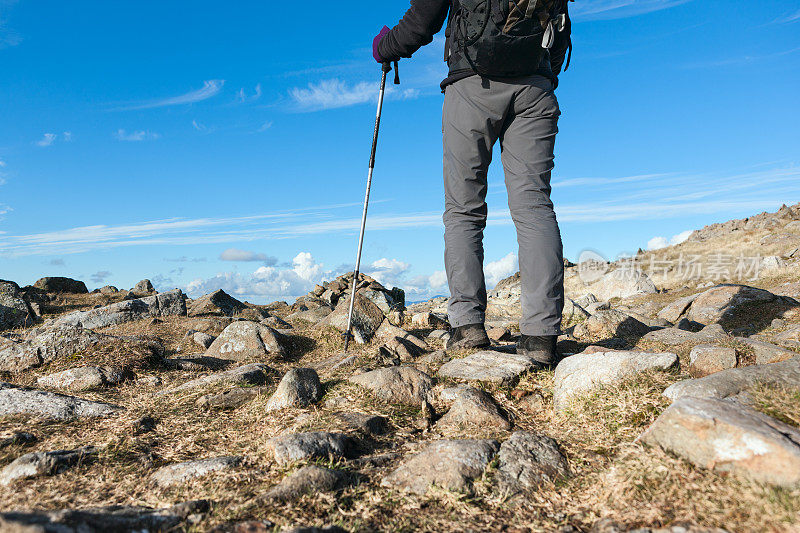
top-left (442, 76), bottom-right (509, 331)
top-left (499, 75), bottom-right (564, 338)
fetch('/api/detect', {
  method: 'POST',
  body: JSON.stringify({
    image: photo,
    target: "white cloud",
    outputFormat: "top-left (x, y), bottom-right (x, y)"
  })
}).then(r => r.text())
top-left (186, 252), bottom-right (328, 301)
top-left (121, 80), bottom-right (225, 111)
top-left (429, 270), bottom-right (447, 288)
top-left (257, 120), bottom-right (273, 133)
top-left (485, 252), bottom-right (519, 288)
top-left (219, 247), bottom-right (276, 263)
top-left (366, 258), bottom-right (410, 286)
top-left (36, 133), bottom-right (57, 147)
top-left (774, 9), bottom-right (800, 24)
top-left (646, 230), bottom-right (692, 250)
top-left (115, 129), bottom-right (160, 142)
top-left (571, 0), bottom-right (692, 20)
top-left (62, 131), bottom-right (73, 142)
top-left (289, 79), bottom-right (420, 112)
top-left (236, 83), bottom-right (262, 103)
top-left (0, 159), bottom-right (6, 167)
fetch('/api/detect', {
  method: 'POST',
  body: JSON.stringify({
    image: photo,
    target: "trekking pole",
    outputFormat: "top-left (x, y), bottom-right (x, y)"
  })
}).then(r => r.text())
top-left (343, 61), bottom-right (399, 353)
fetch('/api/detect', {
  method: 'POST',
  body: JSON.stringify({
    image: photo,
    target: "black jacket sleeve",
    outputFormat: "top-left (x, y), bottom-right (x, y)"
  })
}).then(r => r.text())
top-left (377, 0), bottom-right (451, 62)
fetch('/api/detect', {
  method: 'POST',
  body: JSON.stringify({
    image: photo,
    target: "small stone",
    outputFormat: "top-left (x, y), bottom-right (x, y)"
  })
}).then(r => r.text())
top-left (428, 329), bottom-right (452, 343)
top-left (584, 269), bottom-right (658, 301)
top-left (689, 345), bottom-right (737, 377)
top-left (641, 396), bottom-right (800, 488)
top-left (438, 350), bottom-right (539, 386)
top-left (265, 465), bottom-right (349, 502)
top-left (0, 446), bottom-right (97, 486)
top-left (375, 321), bottom-right (430, 352)
top-left (163, 355), bottom-right (230, 371)
top-left (553, 351), bottom-right (678, 411)
top-left (642, 324), bottom-right (727, 346)
top-left (657, 294), bottom-right (699, 323)
top-left (417, 350), bottom-right (451, 367)
top-left (574, 310), bottom-right (650, 339)
top-left (411, 312), bottom-right (449, 329)
top-left (151, 456), bottom-right (242, 488)
top-left (518, 392), bottom-right (546, 413)
top-left (197, 386), bottom-right (267, 410)
top-left (496, 431), bottom-right (569, 494)
top-left (380, 439), bottom-right (499, 495)
top-left (348, 366), bottom-right (434, 404)
top-left (436, 387), bottom-right (511, 431)
top-left (268, 432), bottom-right (355, 465)
top-left (0, 431), bottom-right (37, 449)
top-left (0, 280), bottom-right (36, 331)
top-left (265, 368), bottom-right (323, 412)
top-left (487, 327), bottom-right (512, 342)
top-left (191, 331), bottom-right (216, 349)
top-left (132, 416), bottom-right (158, 435)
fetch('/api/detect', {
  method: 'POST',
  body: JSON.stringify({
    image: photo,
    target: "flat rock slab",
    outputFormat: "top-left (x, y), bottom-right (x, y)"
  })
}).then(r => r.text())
top-left (381, 439), bottom-right (499, 495)
top-left (689, 345), bottom-right (737, 378)
top-left (664, 356), bottom-right (800, 402)
top-left (641, 396), bottom-right (800, 488)
top-left (496, 431), bottom-right (569, 494)
top-left (734, 336), bottom-right (796, 365)
top-left (37, 366), bottom-right (127, 392)
top-left (553, 351), bottom-right (678, 411)
top-left (0, 382), bottom-right (122, 420)
top-left (642, 324), bottom-right (727, 346)
top-left (436, 386), bottom-right (511, 431)
top-left (269, 432), bottom-right (355, 465)
top-left (0, 446), bottom-right (97, 486)
top-left (438, 350), bottom-right (539, 386)
top-left (151, 456), bottom-right (242, 488)
top-left (349, 366), bottom-right (433, 405)
top-left (156, 363), bottom-right (273, 396)
top-left (265, 465), bottom-right (349, 502)
top-left (686, 284), bottom-right (780, 327)
top-left (204, 321), bottom-right (287, 361)
top-left (266, 368), bottom-right (323, 412)
top-left (54, 289), bottom-right (187, 329)
top-left (0, 500), bottom-right (209, 533)
top-left (197, 386), bottom-right (267, 410)
top-left (0, 325), bottom-right (114, 373)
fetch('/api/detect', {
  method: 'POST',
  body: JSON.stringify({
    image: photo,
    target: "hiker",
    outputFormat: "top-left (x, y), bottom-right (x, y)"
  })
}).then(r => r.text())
top-left (373, 0), bottom-right (572, 367)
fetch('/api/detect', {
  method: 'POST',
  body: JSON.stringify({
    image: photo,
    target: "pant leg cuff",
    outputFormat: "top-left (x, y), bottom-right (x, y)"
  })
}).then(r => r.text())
top-left (449, 314), bottom-right (485, 328)
top-left (520, 325), bottom-right (561, 336)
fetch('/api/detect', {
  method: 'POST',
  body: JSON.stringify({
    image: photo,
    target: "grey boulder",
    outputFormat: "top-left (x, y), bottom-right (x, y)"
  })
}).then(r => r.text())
top-left (0, 280), bottom-right (36, 331)
top-left (496, 431), bottom-right (569, 494)
top-left (0, 382), bottom-right (122, 420)
top-left (348, 366), bottom-right (433, 405)
top-left (266, 368), bottom-right (323, 412)
top-left (265, 465), bottom-right (349, 502)
top-left (0, 446), bottom-right (97, 486)
top-left (151, 456), bottom-right (242, 488)
top-left (54, 289), bottom-right (187, 329)
top-left (268, 432), bottom-right (355, 465)
top-left (204, 321), bottom-right (288, 361)
top-left (438, 350), bottom-right (539, 386)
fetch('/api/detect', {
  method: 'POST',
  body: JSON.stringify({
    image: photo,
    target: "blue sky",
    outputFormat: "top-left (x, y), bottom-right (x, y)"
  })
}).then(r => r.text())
top-left (1, 0), bottom-right (799, 303)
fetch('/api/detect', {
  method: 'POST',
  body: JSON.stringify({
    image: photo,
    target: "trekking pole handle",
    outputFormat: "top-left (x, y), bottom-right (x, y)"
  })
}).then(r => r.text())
top-left (381, 61), bottom-right (400, 85)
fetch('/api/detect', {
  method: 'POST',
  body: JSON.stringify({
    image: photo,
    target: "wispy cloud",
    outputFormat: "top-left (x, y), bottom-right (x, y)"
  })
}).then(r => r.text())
top-left (236, 83), bottom-right (262, 103)
top-left (90, 270), bottom-right (112, 283)
top-left (35, 132), bottom-right (72, 147)
top-left (1, 165), bottom-right (797, 257)
top-left (0, 0), bottom-right (21, 49)
top-left (289, 79), bottom-right (420, 112)
top-left (219, 248), bottom-right (277, 264)
top-left (774, 9), bottom-right (800, 24)
top-left (115, 129), bottom-right (160, 142)
top-left (571, 0), bottom-right (692, 20)
top-left (120, 80), bottom-right (225, 111)
top-left (683, 46), bottom-right (800, 69)
top-left (36, 133), bottom-right (57, 147)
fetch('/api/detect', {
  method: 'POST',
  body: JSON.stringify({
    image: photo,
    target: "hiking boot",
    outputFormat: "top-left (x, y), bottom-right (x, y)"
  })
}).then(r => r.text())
top-left (517, 335), bottom-right (560, 368)
top-left (446, 324), bottom-right (490, 350)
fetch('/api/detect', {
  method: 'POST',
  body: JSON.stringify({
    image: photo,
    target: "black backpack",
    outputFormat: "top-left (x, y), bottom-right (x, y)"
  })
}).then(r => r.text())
top-left (446, 0), bottom-right (572, 78)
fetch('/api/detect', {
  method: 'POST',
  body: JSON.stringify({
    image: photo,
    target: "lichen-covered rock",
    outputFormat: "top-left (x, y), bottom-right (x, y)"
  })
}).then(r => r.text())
top-left (33, 277), bottom-right (88, 294)
top-left (268, 432), bottom-right (355, 465)
top-left (381, 439), bottom-right (499, 495)
top-left (37, 366), bottom-right (128, 391)
top-left (0, 280), bottom-right (35, 331)
top-left (265, 465), bottom-right (349, 502)
top-left (641, 396), bottom-right (800, 488)
top-left (553, 351), bottom-right (678, 411)
top-left (663, 356), bottom-right (800, 402)
top-left (348, 366), bottom-right (433, 404)
top-left (436, 386), bottom-right (511, 431)
top-left (688, 345), bottom-right (737, 377)
top-left (584, 268), bottom-right (658, 301)
top-left (265, 368), bottom-right (323, 412)
top-left (0, 382), bottom-right (122, 420)
top-left (496, 431), bottom-right (569, 494)
top-left (54, 289), bottom-right (187, 329)
top-left (686, 284), bottom-right (781, 327)
top-left (188, 289), bottom-right (251, 317)
top-left (0, 446), bottom-right (97, 486)
top-left (315, 292), bottom-right (385, 344)
top-left (438, 350), bottom-right (539, 386)
top-left (204, 321), bottom-right (288, 361)
top-left (151, 456), bottom-right (242, 488)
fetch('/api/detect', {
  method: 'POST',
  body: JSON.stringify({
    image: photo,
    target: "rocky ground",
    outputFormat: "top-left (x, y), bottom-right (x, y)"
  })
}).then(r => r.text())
top-left (1, 203), bottom-right (800, 532)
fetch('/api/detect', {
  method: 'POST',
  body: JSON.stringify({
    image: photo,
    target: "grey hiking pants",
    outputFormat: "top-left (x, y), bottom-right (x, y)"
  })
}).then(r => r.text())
top-left (442, 74), bottom-right (564, 336)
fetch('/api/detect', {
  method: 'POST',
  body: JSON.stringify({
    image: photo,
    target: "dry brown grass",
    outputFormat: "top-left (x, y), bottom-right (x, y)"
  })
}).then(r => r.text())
top-left (2, 307), bottom-right (800, 531)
